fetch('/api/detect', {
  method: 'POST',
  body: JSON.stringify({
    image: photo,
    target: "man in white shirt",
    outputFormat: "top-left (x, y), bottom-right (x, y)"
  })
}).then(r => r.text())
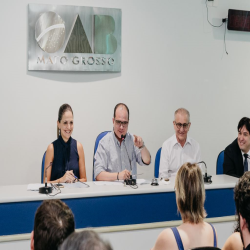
top-left (159, 108), bottom-right (201, 178)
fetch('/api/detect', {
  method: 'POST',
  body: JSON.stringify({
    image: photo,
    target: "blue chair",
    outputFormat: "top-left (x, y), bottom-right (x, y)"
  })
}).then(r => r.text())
top-left (216, 150), bottom-right (224, 175)
top-left (41, 151), bottom-right (46, 183)
top-left (154, 147), bottom-right (162, 178)
top-left (93, 131), bottom-right (110, 180)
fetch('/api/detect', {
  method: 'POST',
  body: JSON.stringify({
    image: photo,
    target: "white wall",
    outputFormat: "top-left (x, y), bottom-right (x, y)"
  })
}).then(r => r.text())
top-left (0, 0), bottom-right (250, 185)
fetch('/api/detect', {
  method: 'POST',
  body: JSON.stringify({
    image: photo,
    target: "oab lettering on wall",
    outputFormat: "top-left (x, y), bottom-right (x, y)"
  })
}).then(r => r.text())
top-left (37, 56), bottom-right (115, 66)
top-left (28, 4), bottom-right (121, 71)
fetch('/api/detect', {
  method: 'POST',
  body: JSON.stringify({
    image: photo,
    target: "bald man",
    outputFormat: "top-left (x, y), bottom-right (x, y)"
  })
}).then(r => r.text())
top-left (159, 108), bottom-right (201, 178)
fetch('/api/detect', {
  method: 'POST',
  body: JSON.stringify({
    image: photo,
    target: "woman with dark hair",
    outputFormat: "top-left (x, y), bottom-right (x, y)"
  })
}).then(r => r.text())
top-left (222, 172), bottom-right (250, 250)
top-left (152, 163), bottom-right (217, 250)
top-left (44, 104), bottom-right (87, 183)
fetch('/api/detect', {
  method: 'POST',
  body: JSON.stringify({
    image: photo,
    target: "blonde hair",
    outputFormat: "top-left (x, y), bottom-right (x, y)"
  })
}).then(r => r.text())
top-left (175, 162), bottom-right (206, 223)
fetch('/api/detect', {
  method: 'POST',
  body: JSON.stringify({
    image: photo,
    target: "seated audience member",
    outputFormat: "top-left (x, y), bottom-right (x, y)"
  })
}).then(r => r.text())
top-left (159, 108), bottom-right (201, 178)
top-left (152, 163), bottom-right (217, 250)
top-left (59, 230), bottom-right (113, 250)
top-left (223, 117), bottom-right (250, 178)
top-left (94, 103), bottom-right (151, 181)
top-left (222, 232), bottom-right (243, 250)
top-left (223, 171), bottom-right (250, 250)
top-left (30, 199), bottom-right (75, 250)
top-left (45, 104), bottom-right (87, 183)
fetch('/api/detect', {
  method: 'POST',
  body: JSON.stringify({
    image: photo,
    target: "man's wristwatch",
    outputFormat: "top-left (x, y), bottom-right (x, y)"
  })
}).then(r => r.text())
top-left (139, 142), bottom-right (145, 150)
top-left (117, 172), bottom-right (119, 180)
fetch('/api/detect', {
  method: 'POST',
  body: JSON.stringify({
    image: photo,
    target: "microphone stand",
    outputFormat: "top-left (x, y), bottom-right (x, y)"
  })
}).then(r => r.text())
top-left (121, 135), bottom-right (136, 185)
top-left (39, 162), bottom-right (53, 194)
top-left (198, 161), bottom-right (212, 184)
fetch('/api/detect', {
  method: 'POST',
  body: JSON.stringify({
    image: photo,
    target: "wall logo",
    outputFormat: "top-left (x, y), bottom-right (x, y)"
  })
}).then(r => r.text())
top-left (35, 12), bottom-right (65, 53)
top-left (28, 4), bottom-right (121, 72)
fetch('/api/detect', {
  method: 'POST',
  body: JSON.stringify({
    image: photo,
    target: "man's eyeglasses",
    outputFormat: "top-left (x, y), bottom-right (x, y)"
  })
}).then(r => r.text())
top-left (115, 120), bottom-right (129, 127)
top-left (174, 122), bottom-right (190, 130)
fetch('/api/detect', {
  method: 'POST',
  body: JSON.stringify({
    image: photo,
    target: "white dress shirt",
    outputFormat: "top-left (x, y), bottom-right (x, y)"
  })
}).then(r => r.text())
top-left (241, 150), bottom-right (250, 171)
top-left (159, 134), bottom-right (201, 178)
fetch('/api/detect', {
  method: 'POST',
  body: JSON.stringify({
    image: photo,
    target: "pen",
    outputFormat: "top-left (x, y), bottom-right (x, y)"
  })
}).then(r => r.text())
top-left (73, 175), bottom-right (78, 182)
top-left (72, 175), bottom-right (90, 188)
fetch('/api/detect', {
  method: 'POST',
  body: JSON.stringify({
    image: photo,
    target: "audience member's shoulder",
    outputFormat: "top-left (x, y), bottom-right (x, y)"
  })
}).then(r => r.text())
top-left (222, 232), bottom-right (243, 250)
top-left (153, 228), bottom-right (177, 250)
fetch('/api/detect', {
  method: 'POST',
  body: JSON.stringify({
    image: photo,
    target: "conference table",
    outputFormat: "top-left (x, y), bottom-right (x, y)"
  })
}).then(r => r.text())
top-left (0, 174), bottom-right (238, 242)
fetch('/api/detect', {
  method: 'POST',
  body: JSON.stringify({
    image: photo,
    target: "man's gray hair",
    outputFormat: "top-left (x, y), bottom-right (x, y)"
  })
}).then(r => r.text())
top-left (174, 108), bottom-right (190, 122)
top-left (59, 230), bottom-right (112, 250)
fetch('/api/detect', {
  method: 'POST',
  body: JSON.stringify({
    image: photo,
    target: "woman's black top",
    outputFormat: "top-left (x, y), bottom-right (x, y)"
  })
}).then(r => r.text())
top-left (51, 136), bottom-right (79, 181)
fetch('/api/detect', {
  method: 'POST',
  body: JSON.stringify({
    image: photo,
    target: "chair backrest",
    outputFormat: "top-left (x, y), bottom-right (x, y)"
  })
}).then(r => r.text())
top-left (93, 131), bottom-right (110, 180)
top-left (216, 150), bottom-right (224, 175)
top-left (191, 247), bottom-right (221, 250)
top-left (154, 147), bottom-right (162, 178)
top-left (41, 151), bottom-right (46, 183)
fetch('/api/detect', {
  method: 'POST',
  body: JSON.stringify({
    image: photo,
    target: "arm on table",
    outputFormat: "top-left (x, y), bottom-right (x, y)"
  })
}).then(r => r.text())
top-left (96, 170), bottom-right (130, 181)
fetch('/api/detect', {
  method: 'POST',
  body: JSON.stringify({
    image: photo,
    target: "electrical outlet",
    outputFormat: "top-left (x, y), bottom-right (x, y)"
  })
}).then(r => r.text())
top-left (207, 0), bottom-right (218, 7)
top-left (213, 0), bottom-right (218, 7)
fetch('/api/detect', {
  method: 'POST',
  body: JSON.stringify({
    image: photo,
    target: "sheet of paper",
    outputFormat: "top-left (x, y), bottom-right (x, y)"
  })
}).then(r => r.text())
top-left (137, 179), bottom-right (151, 185)
top-left (94, 181), bottom-right (124, 186)
top-left (62, 182), bottom-right (89, 188)
top-left (27, 183), bottom-right (50, 191)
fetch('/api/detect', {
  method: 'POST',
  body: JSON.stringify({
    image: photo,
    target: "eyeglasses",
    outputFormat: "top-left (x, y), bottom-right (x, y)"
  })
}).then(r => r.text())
top-left (115, 120), bottom-right (129, 127)
top-left (174, 122), bottom-right (190, 130)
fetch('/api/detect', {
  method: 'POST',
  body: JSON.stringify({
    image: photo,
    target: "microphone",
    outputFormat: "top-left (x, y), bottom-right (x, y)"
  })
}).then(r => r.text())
top-left (121, 134), bottom-right (126, 140)
top-left (39, 162), bottom-right (53, 194)
top-left (121, 134), bottom-right (136, 185)
top-left (121, 134), bottom-right (132, 171)
top-left (197, 161), bottom-right (212, 184)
